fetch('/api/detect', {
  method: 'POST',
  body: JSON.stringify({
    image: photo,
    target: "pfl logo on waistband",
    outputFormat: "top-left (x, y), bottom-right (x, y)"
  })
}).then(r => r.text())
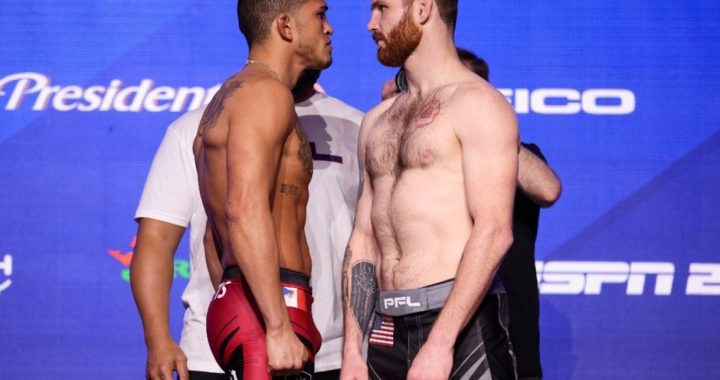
top-left (383, 296), bottom-right (421, 309)
top-left (0, 254), bottom-right (13, 294)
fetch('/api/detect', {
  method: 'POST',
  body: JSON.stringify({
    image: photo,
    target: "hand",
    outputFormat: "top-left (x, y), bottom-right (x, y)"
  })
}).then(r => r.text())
top-left (340, 351), bottom-right (368, 380)
top-left (407, 342), bottom-right (454, 380)
top-left (265, 326), bottom-right (309, 376)
top-left (145, 338), bottom-right (189, 380)
top-left (381, 78), bottom-right (400, 100)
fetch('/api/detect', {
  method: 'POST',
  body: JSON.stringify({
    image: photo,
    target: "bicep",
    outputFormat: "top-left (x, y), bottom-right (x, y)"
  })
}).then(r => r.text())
top-left (456, 98), bottom-right (518, 222)
top-left (225, 92), bottom-right (293, 202)
top-left (135, 218), bottom-right (186, 258)
top-left (352, 120), bottom-right (375, 237)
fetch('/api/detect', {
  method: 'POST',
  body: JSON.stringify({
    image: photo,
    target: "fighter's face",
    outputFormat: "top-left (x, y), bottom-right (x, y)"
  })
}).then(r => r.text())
top-left (296, 0), bottom-right (333, 70)
top-left (368, 0), bottom-right (422, 67)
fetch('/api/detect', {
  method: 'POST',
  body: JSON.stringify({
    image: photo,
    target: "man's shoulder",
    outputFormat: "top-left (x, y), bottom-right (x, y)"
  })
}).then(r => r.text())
top-left (222, 74), bottom-right (294, 112)
top-left (447, 79), bottom-right (501, 104)
top-left (446, 80), bottom-right (515, 120)
top-left (364, 96), bottom-right (397, 127)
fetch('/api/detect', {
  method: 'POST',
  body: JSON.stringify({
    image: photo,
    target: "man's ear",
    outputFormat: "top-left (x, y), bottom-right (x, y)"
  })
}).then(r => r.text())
top-left (416, 0), bottom-right (432, 25)
top-left (275, 13), bottom-right (294, 42)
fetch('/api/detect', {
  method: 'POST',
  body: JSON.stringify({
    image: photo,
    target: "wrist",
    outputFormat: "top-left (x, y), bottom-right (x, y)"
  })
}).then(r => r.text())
top-left (145, 331), bottom-right (174, 347)
top-left (342, 347), bottom-right (365, 361)
top-left (265, 319), bottom-right (292, 336)
top-left (426, 330), bottom-right (456, 350)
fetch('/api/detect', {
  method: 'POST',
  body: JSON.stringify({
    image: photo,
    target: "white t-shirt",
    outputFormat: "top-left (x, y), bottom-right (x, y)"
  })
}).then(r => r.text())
top-left (135, 107), bottom-right (223, 373)
top-left (135, 92), bottom-right (362, 373)
top-left (297, 92), bottom-right (362, 372)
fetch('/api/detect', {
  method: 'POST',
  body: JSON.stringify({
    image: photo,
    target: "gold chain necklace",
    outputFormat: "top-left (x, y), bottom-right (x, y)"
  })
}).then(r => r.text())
top-left (245, 59), bottom-right (281, 81)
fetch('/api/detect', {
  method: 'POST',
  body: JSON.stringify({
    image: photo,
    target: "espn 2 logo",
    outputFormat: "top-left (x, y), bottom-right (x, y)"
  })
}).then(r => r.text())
top-left (536, 261), bottom-right (720, 296)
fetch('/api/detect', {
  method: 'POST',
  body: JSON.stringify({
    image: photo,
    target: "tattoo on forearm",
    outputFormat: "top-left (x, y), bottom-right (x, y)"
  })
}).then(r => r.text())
top-left (280, 183), bottom-right (298, 196)
top-left (342, 247), bottom-right (378, 336)
top-left (351, 261), bottom-right (378, 336)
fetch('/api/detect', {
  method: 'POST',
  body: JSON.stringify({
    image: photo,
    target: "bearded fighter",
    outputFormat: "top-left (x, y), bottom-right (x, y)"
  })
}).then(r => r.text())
top-left (341, 0), bottom-right (517, 379)
top-left (193, 1), bottom-right (333, 378)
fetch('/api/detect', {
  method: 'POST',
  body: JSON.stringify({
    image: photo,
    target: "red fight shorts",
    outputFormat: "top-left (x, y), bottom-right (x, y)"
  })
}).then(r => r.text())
top-left (206, 267), bottom-right (322, 379)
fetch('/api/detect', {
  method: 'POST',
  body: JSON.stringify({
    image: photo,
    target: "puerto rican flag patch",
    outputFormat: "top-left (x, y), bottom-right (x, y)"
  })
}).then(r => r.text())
top-left (282, 286), bottom-right (298, 308)
top-left (369, 314), bottom-right (394, 347)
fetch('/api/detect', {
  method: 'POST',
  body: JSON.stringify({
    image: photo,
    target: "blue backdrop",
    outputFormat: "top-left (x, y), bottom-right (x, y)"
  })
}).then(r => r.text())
top-left (1, 1), bottom-right (719, 379)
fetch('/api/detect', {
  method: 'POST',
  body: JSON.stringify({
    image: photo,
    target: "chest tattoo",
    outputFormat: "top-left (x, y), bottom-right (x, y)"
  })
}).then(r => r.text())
top-left (366, 93), bottom-right (443, 177)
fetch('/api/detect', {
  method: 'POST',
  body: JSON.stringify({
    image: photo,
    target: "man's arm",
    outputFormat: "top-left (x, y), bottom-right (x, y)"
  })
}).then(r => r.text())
top-left (130, 219), bottom-right (189, 380)
top-left (408, 86), bottom-right (519, 379)
top-left (518, 144), bottom-right (562, 207)
top-left (131, 115), bottom-right (201, 380)
top-left (340, 114), bottom-right (380, 380)
top-left (222, 79), bottom-right (307, 374)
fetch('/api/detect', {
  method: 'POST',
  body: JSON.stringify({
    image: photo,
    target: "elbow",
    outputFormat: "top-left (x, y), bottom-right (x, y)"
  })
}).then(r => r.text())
top-left (536, 180), bottom-right (562, 208)
top-left (496, 226), bottom-right (514, 258)
top-left (477, 225), bottom-right (513, 262)
top-left (224, 199), bottom-right (262, 225)
top-left (224, 201), bottom-right (243, 224)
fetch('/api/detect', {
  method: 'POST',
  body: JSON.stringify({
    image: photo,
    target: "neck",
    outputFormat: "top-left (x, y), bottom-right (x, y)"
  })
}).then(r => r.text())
top-left (247, 45), bottom-right (304, 89)
top-left (402, 27), bottom-right (465, 94)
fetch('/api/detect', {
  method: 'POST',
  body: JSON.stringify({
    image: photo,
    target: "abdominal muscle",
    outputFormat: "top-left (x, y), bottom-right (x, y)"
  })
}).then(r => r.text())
top-left (373, 168), bottom-right (472, 290)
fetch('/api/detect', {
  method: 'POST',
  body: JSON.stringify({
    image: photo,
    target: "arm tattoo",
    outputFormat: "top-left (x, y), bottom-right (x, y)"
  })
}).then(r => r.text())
top-left (351, 261), bottom-right (378, 336)
top-left (342, 247), bottom-right (378, 336)
top-left (198, 79), bottom-right (243, 133)
top-left (280, 183), bottom-right (299, 196)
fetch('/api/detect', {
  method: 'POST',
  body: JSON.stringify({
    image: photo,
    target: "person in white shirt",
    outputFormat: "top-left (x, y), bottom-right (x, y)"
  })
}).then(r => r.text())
top-left (131, 69), bottom-right (362, 380)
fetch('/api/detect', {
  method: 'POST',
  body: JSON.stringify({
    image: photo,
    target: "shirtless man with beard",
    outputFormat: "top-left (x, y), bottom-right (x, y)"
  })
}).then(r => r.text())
top-left (193, 1), bottom-right (333, 378)
top-left (341, 1), bottom-right (517, 379)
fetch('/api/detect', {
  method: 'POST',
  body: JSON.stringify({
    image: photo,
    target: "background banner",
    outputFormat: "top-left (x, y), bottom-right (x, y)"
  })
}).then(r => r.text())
top-left (1, 1), bottom-right (719, 378)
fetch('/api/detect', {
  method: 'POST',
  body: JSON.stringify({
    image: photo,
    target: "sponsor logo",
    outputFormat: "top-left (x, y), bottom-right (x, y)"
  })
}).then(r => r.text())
top-left (382, 296), bottom-right (422, 309)
top-left (536, 261), bottom-right (720, 296)
top-left (214, 280), bottom-right (230, 300)
top-left (0, 72), bottom-right (219, 113)
top-left (0, 254), bottom-right (13, 294)
top-left (107, 236), bottom-right (190, 282)
top-left (499, 88), bottom-right (636, 115)
top-left (0, 73), bottom-right (637, 116)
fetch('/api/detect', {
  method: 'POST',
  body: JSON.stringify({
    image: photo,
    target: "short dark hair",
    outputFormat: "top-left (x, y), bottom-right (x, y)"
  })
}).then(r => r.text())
top-left (435, 0), bottom-right (458, 31)
top-left (404, 0), bottom-right (458, 32)
top-left (237, 0), bottom-right (305, 46)
top-left (456, 47), bottom-right (489, 81)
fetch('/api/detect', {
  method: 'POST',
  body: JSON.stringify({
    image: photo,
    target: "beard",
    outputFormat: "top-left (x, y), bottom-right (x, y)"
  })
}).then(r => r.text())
top-left (373, 9), bottom-right (422, 67)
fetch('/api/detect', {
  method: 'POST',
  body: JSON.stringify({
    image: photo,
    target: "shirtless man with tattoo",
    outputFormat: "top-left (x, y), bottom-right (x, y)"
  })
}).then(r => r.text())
top-left (193, 1), bottom-right (333, 378)
top-left (341, 1), bottom-right (517, 379)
